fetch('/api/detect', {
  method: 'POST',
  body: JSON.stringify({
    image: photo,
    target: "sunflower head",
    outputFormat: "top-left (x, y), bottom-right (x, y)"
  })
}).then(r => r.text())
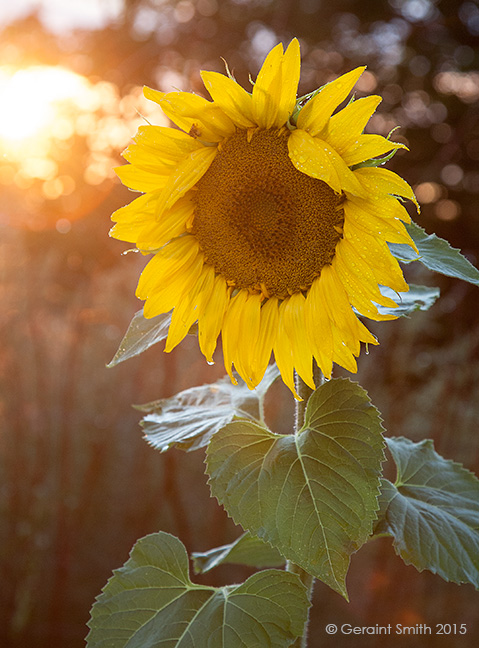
top-left (112, 39), bottom-right (419, 397)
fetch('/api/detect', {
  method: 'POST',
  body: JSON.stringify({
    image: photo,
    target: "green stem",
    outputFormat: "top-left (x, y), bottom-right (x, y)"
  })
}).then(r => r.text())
top-left (287, 365), bottom-right (324, 648)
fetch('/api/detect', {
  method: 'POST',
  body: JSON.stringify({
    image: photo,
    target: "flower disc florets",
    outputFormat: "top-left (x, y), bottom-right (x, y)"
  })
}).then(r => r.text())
top-left (192, 128), bottom-right (344, 299)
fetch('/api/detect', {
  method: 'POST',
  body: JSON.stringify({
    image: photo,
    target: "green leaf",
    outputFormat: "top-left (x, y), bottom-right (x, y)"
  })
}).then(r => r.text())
top-left (206, 378), bottom-right (385, 598)
top-left (389, 221), bottom-right (479, 286)
top-left (138, 365), bottom-right (279, 452)
top-left (374, 437), bottom-right (479, 588)
top-left (107, 309), bottom-right (172, 367)
top-left (376, 284), bottom-right (440, 317)
top-left (192, 532), bottom-right (285, 575)
top-left (351, 148), bottom-right (399, 170)
top-left (87, 531), bottom-right (309, 648)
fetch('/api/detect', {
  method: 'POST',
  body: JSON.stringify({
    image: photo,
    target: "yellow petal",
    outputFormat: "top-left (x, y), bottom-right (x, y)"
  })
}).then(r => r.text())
top-left (344, 197), bottom-right (418, 251)
top-left (279, 38), bottom-right (301, 123)
top-left (234, 292), bottom-right (262, 388)
top-left (342, 218), bottom-right (409, 292)
top-left (353, 193), bottom-right (412, 224)
top-left (309, 266), bottom-right (361, 370)
top-left (333, 240), bottom-right (399, 319)
top-left (330, 327), bottom-right (358, 374)
top-left (136, 235), bottom-right (200, 302)
top-left (341, 134), bottom-right (407, 167)
top-left (312, 266), bottom-right (360, 379)
top-left (323, 265), bottom-right (372, 358)
top-left (354, 316), bottom-right (379, 347)
top-left (252, 43), bottom-right (284, 129)
top-left (222, 290), bottom-right (250, 385)
top-left (319, 264), bottom-right (360, 355)
top-left (305, 277), bottom-right (334, 379)
top-left (136, 235), bottom-right (199, 298)
top-left (250, 296), bottom-right (279, 385)
top-left (288, 129), bottom-right (340, 192)
top-left (143, 251), bottom-right (204, 319)
top-left (252, 38), bottom-right (301, 129)
top-left (326, 95), bottom-right (382, 154)
top-left (353, 166), bottom-right (420, 211)
top-left (288, 129), bottom-right (366, 196)
top-left (122, 142), bottom-right (176, 174)
top-left (200, 71), bottom-right (255, 129)
top-left (156, 145), bottom-right (217, 218)
top-left (134, 124), bottom-right (204, 155)
top-left (282, 292), bottom-right (315, 390)
top-left (110, 191), bottom-right (161, 243)
top-left (136, 196), bottom-right (193, 252)
top-left (335, 235), bottom-right (398, 308)
top-left (198, 274), bottom-right (230, 363)
top-left (273, 300), bottom-right (301, 399)
top-left (333, 264), bottom-right (377, 346)
top-left (311, 291), bottom-right (356, 373)
top-left (144, 87), bottom-right (235, 141)
top-left (115, 164), bottom-right (169, 192)
top-left (165, 265), bottom-right (215, 352)
top-left (297, 66), bottom-right (366, 136)
top-left (122, 125), bottom-right (203, 172)
top-left (322, 139), bottom-right (367, 196)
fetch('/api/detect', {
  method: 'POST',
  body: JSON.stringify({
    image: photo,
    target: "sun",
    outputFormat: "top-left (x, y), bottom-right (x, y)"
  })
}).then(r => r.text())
top-left (0, 63), bottom-right (173, 231)
top-left (0, 65), bottom-right (92, 144)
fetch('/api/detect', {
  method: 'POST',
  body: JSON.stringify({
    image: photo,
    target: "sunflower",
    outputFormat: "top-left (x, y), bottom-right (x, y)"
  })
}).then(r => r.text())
top-left (111, 39), bottom-right (419, 397)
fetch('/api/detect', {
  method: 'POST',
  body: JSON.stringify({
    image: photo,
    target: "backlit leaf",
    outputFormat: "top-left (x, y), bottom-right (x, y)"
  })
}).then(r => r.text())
top-left (138, 365), bottom-right (280, 452)
top-left (374, 437), bottom-right (479, 588)
top-left (192, 532), bottom-right (285, 574)
top-left (389, 221), bottom-right (479, 286)
top-left (376, 284), bottom-right (440, 317)
top-left (107, 309), bottom-right (172, 367)
top-left (87, 531), bottom-right (309, 648)
top-left (206, 378), bottom-right (385, 598)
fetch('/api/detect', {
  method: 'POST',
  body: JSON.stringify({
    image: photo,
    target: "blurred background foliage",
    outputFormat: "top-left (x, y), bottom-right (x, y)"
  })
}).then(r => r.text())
top-left (0, 0), bottom-right (478, 646)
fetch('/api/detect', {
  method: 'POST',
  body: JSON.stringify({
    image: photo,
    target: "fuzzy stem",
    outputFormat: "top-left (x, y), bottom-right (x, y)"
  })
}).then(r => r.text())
top-left (287, 365), bottom-right (324, 648)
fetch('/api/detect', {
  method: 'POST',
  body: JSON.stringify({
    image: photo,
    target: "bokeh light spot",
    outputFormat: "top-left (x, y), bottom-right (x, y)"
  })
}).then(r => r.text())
top-left (430, 122), bottom-right (452, 143)
top-left (441, 164), bottom-right (464, 186)
top-left (435, 199), bottom-right (461, 221)
top-left (414, 181), bottom-right (442, 203)
top-left (55, 218), bottom-right (72, 234)
top-left (174, 1), bottom-right (195, 23)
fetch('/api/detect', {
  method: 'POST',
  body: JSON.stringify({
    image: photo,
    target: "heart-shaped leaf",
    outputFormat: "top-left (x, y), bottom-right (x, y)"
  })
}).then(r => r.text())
top-left (374, 437), bottom-right (479, 588)
top-left (192, 532), bottom-right (285, 574)
top-left (87, 532), bottom-right (309, 648)
top-left (138, 365), bottom-right (279, 452)
top-left (206, 378), bottom-right (385, 597)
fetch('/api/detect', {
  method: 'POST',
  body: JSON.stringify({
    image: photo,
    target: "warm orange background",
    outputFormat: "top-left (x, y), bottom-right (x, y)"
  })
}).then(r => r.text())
top-left (1, 1), bottom-right (478, 646)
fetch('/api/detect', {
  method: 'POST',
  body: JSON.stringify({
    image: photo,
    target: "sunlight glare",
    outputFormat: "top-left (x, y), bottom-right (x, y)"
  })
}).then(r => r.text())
top-left (0, 61), bottom-right (168, 226)
top-left (0, 65), bottom-right (92, 142)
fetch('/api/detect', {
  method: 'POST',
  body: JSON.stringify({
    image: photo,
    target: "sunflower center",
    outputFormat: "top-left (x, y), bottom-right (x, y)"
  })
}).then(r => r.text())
top-left (191, 128), bottom-right (344, 298)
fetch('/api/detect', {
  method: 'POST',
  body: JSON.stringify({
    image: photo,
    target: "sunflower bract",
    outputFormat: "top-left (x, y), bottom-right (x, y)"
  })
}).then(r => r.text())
top-left (112, 38), bottom-right (419, 398)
